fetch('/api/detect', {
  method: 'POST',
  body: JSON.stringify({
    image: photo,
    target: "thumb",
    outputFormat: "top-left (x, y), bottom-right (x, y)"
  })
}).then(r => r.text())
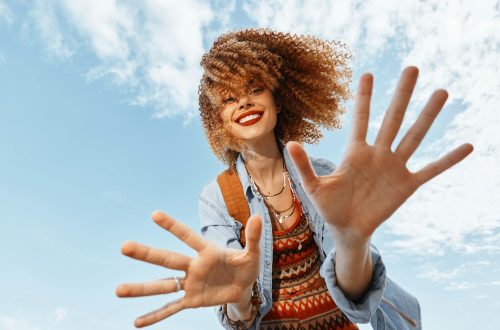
top-left (286, 141), bottom-right (318, 190)
top-left (244, 214), bottom-right (262, 256)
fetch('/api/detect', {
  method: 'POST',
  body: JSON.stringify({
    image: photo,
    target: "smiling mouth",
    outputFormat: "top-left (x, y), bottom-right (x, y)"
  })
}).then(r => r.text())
top-left (235, 111), bottom-right (264, 126)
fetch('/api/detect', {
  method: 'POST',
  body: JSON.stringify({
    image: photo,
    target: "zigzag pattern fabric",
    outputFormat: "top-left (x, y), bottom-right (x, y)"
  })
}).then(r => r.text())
top-left (260, 200), bottom-right (358, 330)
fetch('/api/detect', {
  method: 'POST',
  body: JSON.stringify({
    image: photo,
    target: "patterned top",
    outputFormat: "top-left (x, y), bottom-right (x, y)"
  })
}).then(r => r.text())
top-left (259, 199), bottom-right (358, 330)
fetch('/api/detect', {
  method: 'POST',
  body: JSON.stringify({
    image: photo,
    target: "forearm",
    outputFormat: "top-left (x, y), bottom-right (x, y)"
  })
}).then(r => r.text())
top-left (327, 223), bottom-right (373, 302)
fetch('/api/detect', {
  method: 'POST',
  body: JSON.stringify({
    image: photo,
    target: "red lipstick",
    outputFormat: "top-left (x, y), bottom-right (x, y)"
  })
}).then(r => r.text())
top-left (234, 110), bottom-right (264, 126)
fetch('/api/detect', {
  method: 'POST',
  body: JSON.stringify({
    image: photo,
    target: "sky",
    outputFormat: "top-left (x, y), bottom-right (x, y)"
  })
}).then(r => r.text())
top-left (0, 0), bottom-right (499, 329)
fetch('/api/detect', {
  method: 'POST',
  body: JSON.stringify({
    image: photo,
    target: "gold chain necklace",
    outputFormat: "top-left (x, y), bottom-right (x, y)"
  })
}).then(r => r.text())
top-left (246, 162), bottom-right (297, 224)
top-left (247, 161), bottom-right (287, 199)
top-left (266, 186), bottom-right (296, 224)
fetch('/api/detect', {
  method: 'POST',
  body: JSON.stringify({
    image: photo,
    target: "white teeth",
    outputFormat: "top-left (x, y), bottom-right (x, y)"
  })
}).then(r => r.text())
top-left (239, 113), bottom-right (261, 123)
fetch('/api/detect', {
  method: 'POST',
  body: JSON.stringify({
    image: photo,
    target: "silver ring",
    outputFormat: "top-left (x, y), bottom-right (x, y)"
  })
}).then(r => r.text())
top-left (173, 276), bottom-right (181, 292)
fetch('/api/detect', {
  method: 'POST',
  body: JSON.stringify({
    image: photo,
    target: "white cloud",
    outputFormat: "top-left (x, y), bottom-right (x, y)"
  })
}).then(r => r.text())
top-left (61, 0), bottom-right (135, 61)
top-left (244, 0), bottom-right (500, 258)
top-left (243, 0), bottom-right (419, 62)
top-left (419, 261), bottom-right (490, 282)
top-left (21, 0), bottom-right (235, 118)
top-left (23, 0), bottom-right (75, 60)
top-left (0, 1), bottom-right (13, 25)
top-left (418, 261), bottom-right (500, 291)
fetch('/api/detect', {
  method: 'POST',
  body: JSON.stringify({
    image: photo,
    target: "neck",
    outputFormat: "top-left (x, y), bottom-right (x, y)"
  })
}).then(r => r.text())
top-left (240, 135), bottom-right (283, 185)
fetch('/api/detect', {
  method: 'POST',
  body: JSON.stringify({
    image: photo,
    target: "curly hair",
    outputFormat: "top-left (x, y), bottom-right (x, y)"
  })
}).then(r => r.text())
top-left (198, 28), bottom-right (352, 166)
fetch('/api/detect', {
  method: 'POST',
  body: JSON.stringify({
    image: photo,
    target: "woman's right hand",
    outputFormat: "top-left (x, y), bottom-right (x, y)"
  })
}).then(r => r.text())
top-left (116, 211), bottom-right (262, 328)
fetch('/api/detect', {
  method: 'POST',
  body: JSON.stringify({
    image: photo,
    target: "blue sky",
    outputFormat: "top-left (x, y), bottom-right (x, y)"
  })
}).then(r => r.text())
top-left (0, 1), bottom-right (499, 329)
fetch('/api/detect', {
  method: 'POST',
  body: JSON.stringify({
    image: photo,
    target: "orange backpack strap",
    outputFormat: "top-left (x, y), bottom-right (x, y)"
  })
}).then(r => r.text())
top-left (217, 166), bottom-right (250, 247)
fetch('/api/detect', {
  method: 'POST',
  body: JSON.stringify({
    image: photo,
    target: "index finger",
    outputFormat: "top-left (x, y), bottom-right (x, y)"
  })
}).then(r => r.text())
top-left (152, 211), bottom-right (207, 252)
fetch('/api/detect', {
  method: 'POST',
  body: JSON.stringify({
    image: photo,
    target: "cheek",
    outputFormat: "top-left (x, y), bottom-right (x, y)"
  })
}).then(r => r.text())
top-left (219, 106), bottom-right (231, 123)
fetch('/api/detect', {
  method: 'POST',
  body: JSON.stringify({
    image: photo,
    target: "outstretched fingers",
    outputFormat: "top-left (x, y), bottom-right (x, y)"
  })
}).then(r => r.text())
top-left (350, 73), bottom-right (373, 143)
top-left (395, 89), bottom-right (448, 161)
top-left (135, 298), bottom-right (185, 328)
top-left (414, 143), bottom-right (473, 185)
top-left (152, 211), bottom-right (207, 252)
top-left (375, 66), bottom-right (419, 147)
top-left (286, 142), bottom-right (319, 192)
top-left (116, 277), bottom-right (185, 298)
top-left (121, 241), bottom-right (191, 270)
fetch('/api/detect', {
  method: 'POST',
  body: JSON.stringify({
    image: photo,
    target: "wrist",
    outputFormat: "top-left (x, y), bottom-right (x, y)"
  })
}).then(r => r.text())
top-left (326, 224), bottom-right (374, 301)
top-left (326, 223), bottom-right (372, 249)
top-left (227, 284), bottom-right (254, 320)
top-left (224, 282), bottom-right (262, 328)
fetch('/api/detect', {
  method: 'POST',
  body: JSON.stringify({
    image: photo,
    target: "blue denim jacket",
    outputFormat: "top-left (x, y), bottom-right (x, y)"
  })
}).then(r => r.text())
top-left (198, 147), bottom-right (421, 330)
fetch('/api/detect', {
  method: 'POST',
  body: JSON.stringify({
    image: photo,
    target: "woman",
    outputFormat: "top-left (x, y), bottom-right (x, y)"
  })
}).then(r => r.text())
top-left (116, 29), bottom-right (473, 329)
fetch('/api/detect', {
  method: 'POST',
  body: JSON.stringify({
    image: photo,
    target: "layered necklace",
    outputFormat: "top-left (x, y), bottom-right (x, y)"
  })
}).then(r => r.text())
top-left (246, 160), bottom-right (297, 224)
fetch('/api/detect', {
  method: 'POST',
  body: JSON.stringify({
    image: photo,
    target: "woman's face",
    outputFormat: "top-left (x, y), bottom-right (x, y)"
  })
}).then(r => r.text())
top-left (220, 80), bottom-right (279, 146)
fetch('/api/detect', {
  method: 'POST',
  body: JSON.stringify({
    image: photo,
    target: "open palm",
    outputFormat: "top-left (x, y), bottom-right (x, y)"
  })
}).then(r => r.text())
top-left (116, 212), bottom-right (262, 328)
top-left (287, 67), bottom-right (473, 242)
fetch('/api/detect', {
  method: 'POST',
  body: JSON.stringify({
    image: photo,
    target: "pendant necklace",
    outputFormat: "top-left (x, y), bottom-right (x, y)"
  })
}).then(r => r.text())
top-left (292, 236), bottom-right (306, 251)
top-left (245, 160), bottom-right (296, 224)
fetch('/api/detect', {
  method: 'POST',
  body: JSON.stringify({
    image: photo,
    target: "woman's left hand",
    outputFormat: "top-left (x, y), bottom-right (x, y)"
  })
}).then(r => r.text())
top-left (287, 66), bottom-right (473, 246)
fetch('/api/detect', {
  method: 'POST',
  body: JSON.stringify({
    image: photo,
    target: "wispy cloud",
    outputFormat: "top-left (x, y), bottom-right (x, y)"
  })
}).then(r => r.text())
top-left (418, 261), bottom-right (500, 291)
top-left (447, 280), bottom-right (500, 291)
top-left (244, 0), bottom-right (500, 258)
top-left (22, 1), bottom-right (75, 59)
top-left (0, 1), bottom-right (13, 25)
top-left (17, 0), bottom-right (236, 119)
top-left (419, 261), bottom-right (490, 282)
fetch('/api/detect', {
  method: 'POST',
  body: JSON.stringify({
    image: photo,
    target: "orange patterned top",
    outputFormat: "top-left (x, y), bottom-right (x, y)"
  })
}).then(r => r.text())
top-left (259, 200), bottom-right (358, 330)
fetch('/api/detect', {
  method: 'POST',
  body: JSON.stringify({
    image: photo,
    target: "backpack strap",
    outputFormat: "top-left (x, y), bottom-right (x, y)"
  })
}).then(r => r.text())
top-left (217, 166), bottom-right (250, 247)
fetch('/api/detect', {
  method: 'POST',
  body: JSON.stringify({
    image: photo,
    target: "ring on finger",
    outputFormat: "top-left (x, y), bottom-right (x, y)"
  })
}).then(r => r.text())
top-left (174, 276), bottom-right (182, 292)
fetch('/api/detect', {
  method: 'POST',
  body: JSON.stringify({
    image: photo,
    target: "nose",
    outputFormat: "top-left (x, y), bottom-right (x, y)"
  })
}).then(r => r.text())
top-left (238, 93), bottom-right (254, 110)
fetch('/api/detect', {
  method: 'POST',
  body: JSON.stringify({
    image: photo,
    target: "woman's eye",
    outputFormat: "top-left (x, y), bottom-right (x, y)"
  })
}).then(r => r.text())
top-left (250, 87), bottom-right (263, 95)
top-left (223, 97), bottom-right (236, 104)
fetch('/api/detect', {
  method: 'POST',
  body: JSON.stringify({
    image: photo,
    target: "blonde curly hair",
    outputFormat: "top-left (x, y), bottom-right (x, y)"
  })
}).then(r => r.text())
top-left (198, 28), bottom-right (352, 166)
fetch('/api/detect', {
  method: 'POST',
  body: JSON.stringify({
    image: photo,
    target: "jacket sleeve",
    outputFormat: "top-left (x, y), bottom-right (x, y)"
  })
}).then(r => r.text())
top-left (198, 180), bottom-right (266, 330)
top-left (312, 157), bottom-right (421, 329)
top-left (319, 244), bottom-right (421, 329)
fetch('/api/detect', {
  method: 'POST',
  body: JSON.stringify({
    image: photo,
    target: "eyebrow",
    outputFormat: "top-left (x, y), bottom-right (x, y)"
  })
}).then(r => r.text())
top-left (220, 78), bottom-right (260, 99)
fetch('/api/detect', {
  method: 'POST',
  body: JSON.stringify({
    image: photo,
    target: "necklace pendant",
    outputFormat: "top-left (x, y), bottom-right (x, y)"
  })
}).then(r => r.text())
top-left (278, 217), bottom-right (284, 224)
top-left (298, 242), bottom-right (302, 250)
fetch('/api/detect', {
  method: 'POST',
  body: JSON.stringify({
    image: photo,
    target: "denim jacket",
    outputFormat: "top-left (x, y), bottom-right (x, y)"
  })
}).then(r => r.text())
top-left (198, 146), bottom-right (421, 330)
